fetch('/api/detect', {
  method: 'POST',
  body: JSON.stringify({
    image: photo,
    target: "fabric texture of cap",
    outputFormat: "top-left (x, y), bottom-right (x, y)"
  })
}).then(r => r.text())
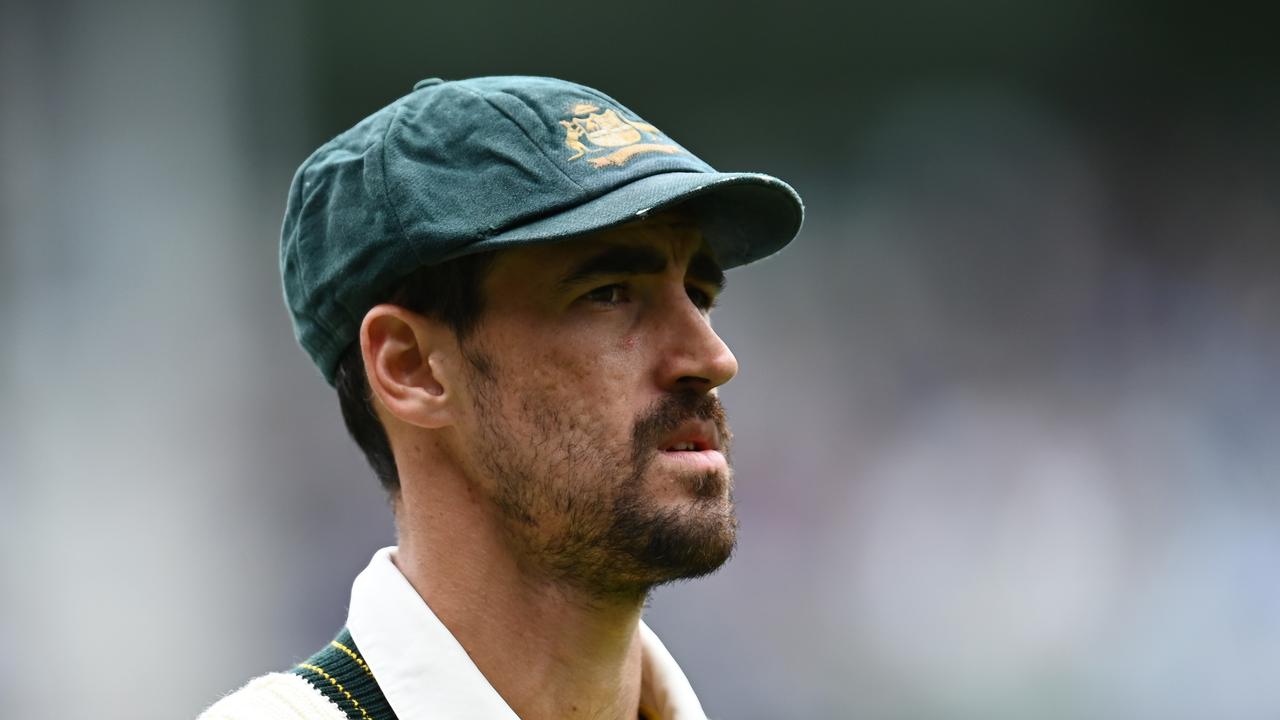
top-left (281, 75), bottom-right (805, 384)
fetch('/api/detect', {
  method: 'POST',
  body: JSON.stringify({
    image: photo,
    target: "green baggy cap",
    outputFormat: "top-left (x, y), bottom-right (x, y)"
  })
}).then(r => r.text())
top-left (282, 76), bottom-right (804, 384)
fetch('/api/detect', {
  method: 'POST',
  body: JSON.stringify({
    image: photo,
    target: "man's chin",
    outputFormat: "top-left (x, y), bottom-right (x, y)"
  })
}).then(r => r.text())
top-left (612, 497), bottom-right (739, 588)
top-left (655, 512), bottom-right (738, 583)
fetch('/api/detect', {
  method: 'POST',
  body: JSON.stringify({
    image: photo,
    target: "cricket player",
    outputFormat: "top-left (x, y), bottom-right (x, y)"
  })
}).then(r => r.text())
top-left (199, 75), bottom-right (803, 720)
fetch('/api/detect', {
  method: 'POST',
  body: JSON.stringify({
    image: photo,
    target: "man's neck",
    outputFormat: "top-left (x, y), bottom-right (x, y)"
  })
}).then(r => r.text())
top-left (394, 484), bottom-right (647, 720)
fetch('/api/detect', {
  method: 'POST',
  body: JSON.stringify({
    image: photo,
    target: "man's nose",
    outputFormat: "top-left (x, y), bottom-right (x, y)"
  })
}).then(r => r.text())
top-left (655, 290), bottom-right (739, 393)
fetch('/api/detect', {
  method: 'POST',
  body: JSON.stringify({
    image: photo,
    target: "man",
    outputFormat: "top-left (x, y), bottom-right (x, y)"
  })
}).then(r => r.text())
top-left (199, 75), bottom-right (803, 720)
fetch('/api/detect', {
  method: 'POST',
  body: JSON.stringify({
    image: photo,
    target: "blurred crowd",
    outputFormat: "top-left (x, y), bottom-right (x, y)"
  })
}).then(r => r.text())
top-left (3, 1), bottom-right (1276, 717)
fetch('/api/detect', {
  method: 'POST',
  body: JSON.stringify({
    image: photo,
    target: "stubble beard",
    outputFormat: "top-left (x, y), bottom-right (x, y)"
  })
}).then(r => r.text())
top-left (463, 348), bottom-right (738, 602)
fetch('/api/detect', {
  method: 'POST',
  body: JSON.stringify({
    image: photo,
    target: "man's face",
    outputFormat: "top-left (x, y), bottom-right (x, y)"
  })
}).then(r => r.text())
top-left (446, 217), bottom-right (739, 599)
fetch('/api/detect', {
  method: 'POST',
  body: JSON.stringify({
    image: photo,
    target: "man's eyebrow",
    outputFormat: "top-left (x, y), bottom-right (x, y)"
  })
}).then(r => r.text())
top-left (557, 245), bottom-right (669, 287)
top-left (687, 252), bottom-right (726, 292)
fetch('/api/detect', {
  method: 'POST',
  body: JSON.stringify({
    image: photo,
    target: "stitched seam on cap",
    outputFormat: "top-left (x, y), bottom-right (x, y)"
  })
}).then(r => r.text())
top-left (290, 160), bottom-right (347, 362)
top-left (459, 85), bottom-right (587, 195)
top-left (290, 159), bottom-right (315, 315)
top-left (294, 145), bottom-right (359, 347)
top-left (379, 103), bottom-right (427, 268)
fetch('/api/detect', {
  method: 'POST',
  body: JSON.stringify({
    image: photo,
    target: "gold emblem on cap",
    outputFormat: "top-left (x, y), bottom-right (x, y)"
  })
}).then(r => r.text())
top-left (560, 102), bottom-right (682, 168)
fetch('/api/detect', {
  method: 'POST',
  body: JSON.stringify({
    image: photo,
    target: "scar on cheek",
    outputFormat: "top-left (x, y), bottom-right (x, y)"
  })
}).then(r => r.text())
top-left (621, 334), bottom-right (638, 350)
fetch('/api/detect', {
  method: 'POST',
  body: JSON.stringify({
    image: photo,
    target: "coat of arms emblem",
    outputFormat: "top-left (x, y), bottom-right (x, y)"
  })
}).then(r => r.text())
top-left (559, 102), bottom-right (683, 168)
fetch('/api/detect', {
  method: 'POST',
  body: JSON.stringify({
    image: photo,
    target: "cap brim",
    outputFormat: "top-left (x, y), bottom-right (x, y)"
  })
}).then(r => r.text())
top-left (455, 171), bottom-right (804, 269)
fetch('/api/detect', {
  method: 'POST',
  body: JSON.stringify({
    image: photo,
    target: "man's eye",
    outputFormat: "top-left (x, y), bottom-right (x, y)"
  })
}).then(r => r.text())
top-left (583, 284), bottom-right (629, 306)
top-left (686, 285), bottom-right (717, 311)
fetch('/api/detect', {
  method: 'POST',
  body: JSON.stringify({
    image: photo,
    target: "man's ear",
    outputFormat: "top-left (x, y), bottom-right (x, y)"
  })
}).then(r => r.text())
top-left (360, 304), bottom-right (456, 429)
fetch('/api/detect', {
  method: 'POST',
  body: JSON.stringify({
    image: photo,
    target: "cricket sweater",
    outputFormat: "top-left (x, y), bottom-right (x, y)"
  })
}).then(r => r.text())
top-left (199, 629), bottom-right (392, 720)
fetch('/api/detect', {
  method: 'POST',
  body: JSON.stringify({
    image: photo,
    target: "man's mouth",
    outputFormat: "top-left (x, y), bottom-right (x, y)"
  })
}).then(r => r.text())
top-left (659, 419), bottom-right (720, 453)
top-left (631, 393), bottom-right (732, 478)
top-left (655, 418), bottom-right (729, 479)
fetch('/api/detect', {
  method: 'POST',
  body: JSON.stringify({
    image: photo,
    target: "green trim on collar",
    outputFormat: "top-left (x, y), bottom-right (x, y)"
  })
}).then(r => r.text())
top-left (292, 628), bottom-right (399, 720)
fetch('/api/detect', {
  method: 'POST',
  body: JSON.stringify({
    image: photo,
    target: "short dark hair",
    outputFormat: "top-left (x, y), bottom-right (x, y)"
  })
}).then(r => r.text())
top-left (333, 251), bottom-right (496, 494)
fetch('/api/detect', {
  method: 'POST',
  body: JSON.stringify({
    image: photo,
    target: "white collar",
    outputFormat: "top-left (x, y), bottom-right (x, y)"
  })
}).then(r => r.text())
top-left (347, 546), bottom-right (708, 720)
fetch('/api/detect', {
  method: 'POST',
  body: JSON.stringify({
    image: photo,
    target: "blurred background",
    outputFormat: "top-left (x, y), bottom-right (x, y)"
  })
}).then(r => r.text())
top-left (3, 0), bottom-right (1279, 717)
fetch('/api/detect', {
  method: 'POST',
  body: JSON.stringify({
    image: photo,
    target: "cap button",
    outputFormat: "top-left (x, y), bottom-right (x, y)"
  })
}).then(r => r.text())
top-left (413, 78), bottom-right (445, 90)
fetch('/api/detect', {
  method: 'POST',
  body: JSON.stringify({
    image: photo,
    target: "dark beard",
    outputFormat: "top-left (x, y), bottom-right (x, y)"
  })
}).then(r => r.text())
top-left (608, 391), bottom-right (737, 581)
top-left (466, 348), bottom-right (737, 601)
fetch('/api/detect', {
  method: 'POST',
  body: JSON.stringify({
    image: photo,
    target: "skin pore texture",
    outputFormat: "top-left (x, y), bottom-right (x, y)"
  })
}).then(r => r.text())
top-left (360, 216), bottom-right (739, 720)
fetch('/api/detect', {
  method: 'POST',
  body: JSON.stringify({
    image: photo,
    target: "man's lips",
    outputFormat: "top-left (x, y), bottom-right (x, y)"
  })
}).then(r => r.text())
top-left (655, 448), bottom-right (727, 473)
top-left (658, 418), bottom-right (721, 453)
